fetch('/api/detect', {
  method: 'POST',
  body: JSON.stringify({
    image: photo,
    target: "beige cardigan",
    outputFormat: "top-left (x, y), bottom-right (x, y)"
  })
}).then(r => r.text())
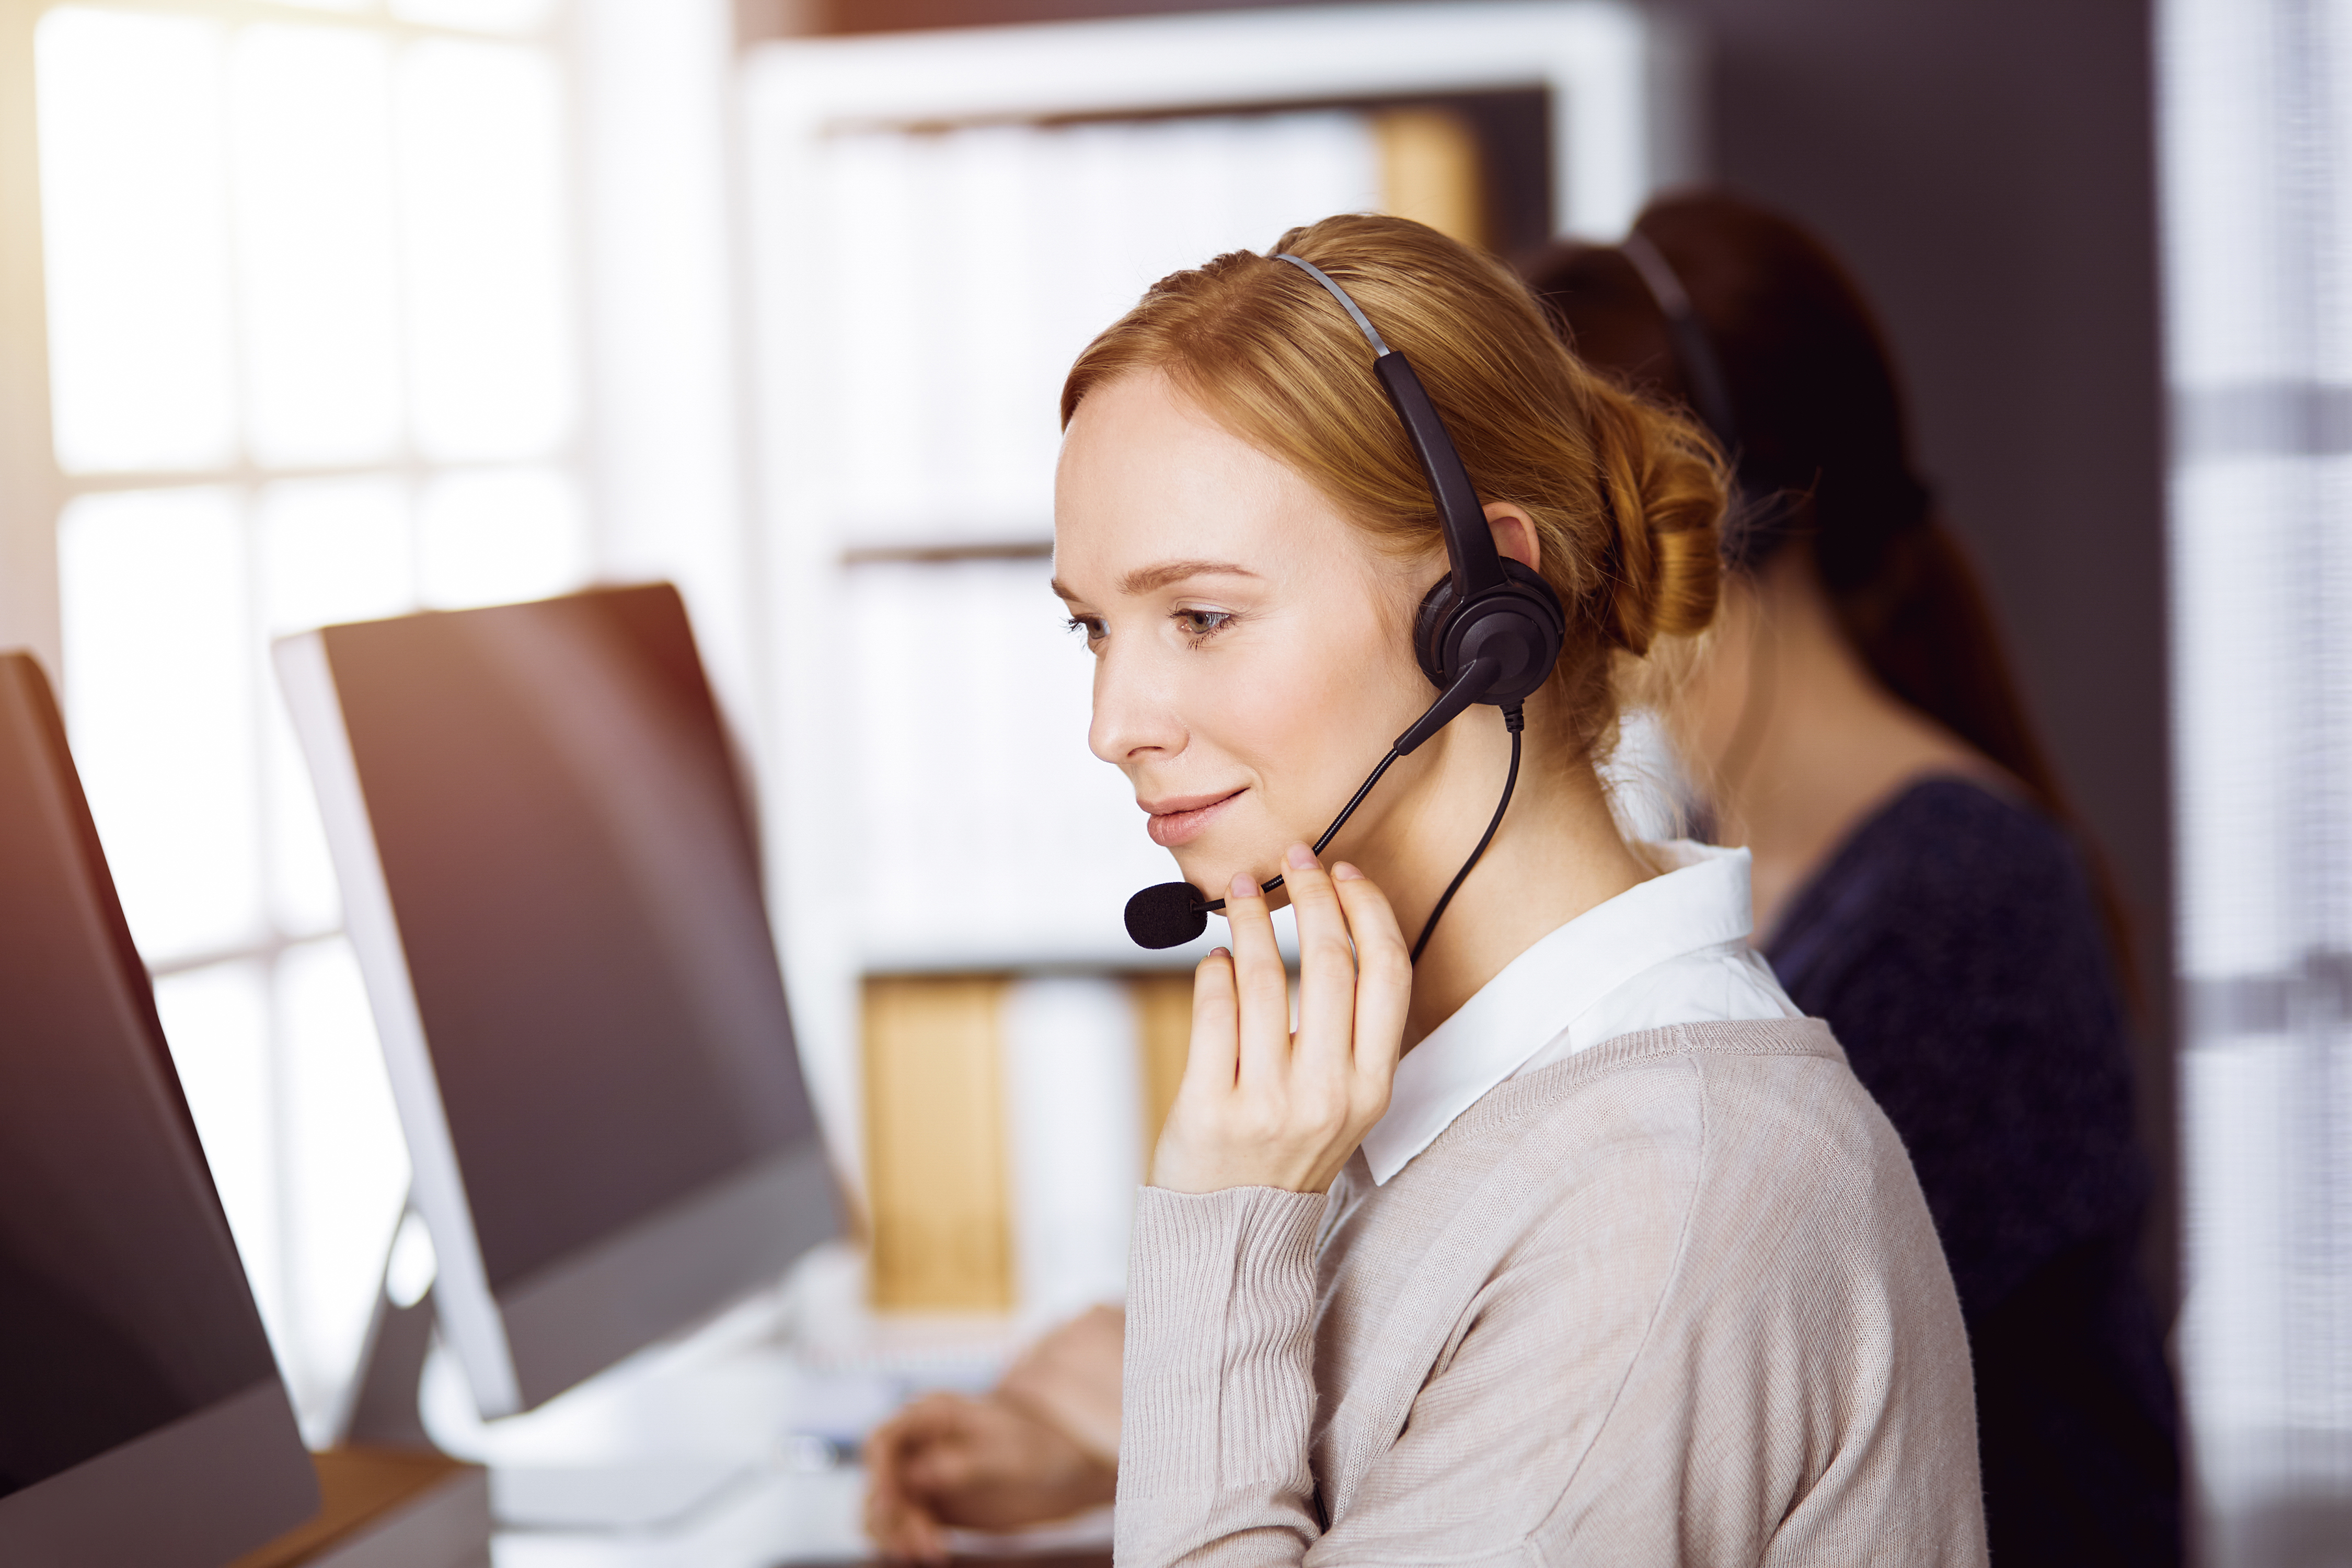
top-left (1115, 1019), bottom-right (1987, 1565)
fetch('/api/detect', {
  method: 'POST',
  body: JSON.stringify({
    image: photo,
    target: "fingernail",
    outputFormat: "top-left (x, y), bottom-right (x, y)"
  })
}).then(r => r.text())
top-left (1333, 861), bottom-right (1365, 881)
top-left (1286, 841), bottom-right (1317, 870)
top-left (1229, 871), bottom-right (1260, 899)
top-left (1210, 946), bottom-right (1230, 958)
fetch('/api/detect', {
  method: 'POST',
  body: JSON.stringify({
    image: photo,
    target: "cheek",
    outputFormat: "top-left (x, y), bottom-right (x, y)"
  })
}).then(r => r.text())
top-left (1194, 606), bottom-right (1421, 786)
top-left (1198, 655), bottom-right (1302, 774)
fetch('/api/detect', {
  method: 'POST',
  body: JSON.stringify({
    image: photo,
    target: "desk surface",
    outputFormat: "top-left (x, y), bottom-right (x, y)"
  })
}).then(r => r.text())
top-left (419, 1276), bottom-right (1110, 1567)
top-left (488, 1467), bottom-right (1113, 1568)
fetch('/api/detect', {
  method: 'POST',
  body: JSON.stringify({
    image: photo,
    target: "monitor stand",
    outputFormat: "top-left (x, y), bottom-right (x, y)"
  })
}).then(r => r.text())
top-left (341, 1216), bottom-right (758, 1534)
top-left (343, 1276), bottom-right (436, 1451)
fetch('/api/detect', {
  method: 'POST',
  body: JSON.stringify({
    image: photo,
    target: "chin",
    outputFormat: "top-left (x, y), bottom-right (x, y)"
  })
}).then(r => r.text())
top-left (1165, 849), bottom-right (1219, 894)
top-left (1165, 838), bottom-right (1238, 897)
top-left (1170, 832), bottom-right (1278, 900)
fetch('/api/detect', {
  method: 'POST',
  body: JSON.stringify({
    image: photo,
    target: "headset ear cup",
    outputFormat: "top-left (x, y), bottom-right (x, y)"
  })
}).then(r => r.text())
top-left (1501, 561), bottom-right (1569, 702)
top-left (1413, 575), bottom-right (1459, 688)
top-left (1501, 560), bottom-right (1569, 675)
top-left (1498, 557), bottom-right (1563, 616)
top-left (1414, 560), bottom-right (1567, 698)
top-left (1466, 562), bottom-right (1566, 706)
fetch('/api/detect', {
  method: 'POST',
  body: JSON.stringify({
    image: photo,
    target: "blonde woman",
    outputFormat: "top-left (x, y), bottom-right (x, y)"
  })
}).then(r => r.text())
top-left (868, 215), bottom-right (1985, 1564)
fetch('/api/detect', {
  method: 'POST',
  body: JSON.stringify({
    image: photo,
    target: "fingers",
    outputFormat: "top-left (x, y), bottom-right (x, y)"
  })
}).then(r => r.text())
top-left (862, 1405), bottom-right (952, 1563)
top-left (904, 1436), bottom-right (984, 1496)
top-left (1153, 853), bottom-right (1414, 1196)
top-left (1221, 870), bottom-right (1292, 1089)
top-left (861, 1406), bottom-right (920, 1505)
top-left (1183, 947), bottom-right (1239, 1098)
top-left (867, 1482), bottom-right (946, 1564)
top-left (1332, 863), bottom-right (1411, 1085)
top-left (1281, 843), bottom-right (1362, 1083)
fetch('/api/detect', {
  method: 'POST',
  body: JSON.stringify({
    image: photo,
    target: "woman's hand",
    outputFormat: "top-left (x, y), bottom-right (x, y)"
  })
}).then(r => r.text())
top-left (1150, 845), bottom-right (1411, 1195)
top-left (862, 1389), bottom-right (1116, 1562)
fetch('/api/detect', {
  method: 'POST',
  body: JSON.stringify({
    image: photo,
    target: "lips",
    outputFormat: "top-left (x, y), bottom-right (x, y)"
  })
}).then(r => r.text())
top-left (1143, 789), bottom-right (1244, 848)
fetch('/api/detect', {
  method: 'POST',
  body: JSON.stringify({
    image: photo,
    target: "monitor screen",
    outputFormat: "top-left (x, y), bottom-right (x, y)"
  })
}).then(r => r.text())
top-left (0, 652), bottom-right (314, 1562)
top-left (313, 585), bottom-right (820, 1296)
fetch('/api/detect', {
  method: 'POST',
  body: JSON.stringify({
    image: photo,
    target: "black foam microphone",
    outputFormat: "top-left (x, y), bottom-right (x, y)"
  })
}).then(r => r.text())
top-left (1123, 880), bottom-right (1215, 950)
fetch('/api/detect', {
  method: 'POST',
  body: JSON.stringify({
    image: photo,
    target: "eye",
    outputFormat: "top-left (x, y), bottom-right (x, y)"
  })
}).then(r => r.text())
top-left (1066, 614), bottom-right (1106, 647)
top-left (1172, 607), bottom-right (1236, 643)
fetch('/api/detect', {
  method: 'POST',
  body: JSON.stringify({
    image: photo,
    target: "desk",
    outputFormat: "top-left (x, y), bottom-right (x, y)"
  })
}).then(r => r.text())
top-left (418, 1279), bottom-right (1110, 1567)
top-left (489, 1468), bottom-right (863, 1567)
top-left (490, 1467), bottom-right (1113, 1567)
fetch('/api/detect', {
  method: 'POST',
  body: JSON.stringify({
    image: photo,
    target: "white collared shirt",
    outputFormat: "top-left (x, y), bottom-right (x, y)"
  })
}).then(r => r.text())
top-left (1359, 841), bottom-right (1802, 1184)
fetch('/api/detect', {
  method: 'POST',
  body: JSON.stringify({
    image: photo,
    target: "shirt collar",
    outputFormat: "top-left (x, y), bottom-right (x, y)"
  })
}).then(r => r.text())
top-left (1357, 841), bottom-right (1756, 1185)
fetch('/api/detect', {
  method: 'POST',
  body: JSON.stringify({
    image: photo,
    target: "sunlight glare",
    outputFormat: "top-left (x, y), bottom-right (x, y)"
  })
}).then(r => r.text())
top-left (278, 937), bottom-right (410, 1441)
top-left (60, 489), bottom-right (261, 964)
top-left (398, 39), bottom-right (574, 462)
top-left (154, 962), bottom-right (289, 1367)
top-left (35, 8), bottom-right (236, 473)
top-left (418, 466), bottom-right (589, 608)
top-left (393, 0), bottom-right (561, 33)
top-left (232, 25), bottom-right (402, 467)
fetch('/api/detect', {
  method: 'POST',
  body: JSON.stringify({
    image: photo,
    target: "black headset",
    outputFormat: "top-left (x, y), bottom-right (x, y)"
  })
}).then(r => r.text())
top-left (1122, 252), bottom-right (1566, 959)
top-left (1618, 232), bottom-right (1739, 458)
top-left (1616, 230), bottom-right (1797, 574)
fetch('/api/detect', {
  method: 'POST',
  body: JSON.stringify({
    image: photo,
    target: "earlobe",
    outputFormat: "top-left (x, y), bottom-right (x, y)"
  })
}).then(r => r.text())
top-left (1483, 502), bottom-right (1541, 574)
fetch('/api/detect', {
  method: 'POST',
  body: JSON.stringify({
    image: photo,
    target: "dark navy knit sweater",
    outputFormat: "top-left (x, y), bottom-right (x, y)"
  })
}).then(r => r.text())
top-left (1761, 778), bottom-right (2181, 1567)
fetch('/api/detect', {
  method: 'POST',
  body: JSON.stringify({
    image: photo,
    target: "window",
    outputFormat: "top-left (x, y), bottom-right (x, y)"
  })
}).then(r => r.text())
top-left (2159, 0), bottom-right (2352, 1540)
top-left (18, 0), bottom-right (585, 1434)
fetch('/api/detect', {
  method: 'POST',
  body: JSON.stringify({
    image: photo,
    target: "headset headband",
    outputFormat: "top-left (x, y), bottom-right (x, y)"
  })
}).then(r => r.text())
top-left (1275, 252), bottom-right (1391, 354)
top-left (1618, 232), bottom-right (1740, 454)
top-left (1274, 252), bottom-right (1505, 600)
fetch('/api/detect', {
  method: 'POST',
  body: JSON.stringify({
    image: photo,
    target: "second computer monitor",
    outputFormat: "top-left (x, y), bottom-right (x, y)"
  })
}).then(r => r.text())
top-left (278, 584), bottom-right (836, 1419)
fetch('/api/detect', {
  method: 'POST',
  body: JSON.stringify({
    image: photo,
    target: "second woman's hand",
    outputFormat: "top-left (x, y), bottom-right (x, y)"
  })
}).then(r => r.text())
top-left (1149, 844), bottom-right (1412, 1195)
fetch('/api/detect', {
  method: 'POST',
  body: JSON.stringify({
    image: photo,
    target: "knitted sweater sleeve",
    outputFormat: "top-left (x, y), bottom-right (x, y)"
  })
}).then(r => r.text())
top-left (1113, 1185), bottom-right (1328, 1567)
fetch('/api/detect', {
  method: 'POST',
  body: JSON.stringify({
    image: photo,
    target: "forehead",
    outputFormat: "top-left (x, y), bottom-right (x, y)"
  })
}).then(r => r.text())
top-left (1052, 369), bottom-right (1341, 594)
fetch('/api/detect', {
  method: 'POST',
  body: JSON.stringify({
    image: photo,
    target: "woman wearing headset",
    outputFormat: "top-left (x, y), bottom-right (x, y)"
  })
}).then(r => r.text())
top-left (1525, 192), bottom-right (2181, 1566)
top-left (869, 213), bottom-right (1985, 1564)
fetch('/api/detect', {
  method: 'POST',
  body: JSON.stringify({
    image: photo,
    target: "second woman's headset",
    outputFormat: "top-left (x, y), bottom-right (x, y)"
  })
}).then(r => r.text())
top-left (1123, 252), bottom-right (1566, 960)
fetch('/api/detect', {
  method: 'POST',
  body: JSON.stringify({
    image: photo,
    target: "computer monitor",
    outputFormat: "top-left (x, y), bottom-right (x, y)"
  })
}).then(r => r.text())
top-left (275, 583), bottom-right (836, 1421)
top-left (0, 652), bottom-right (320, 1565)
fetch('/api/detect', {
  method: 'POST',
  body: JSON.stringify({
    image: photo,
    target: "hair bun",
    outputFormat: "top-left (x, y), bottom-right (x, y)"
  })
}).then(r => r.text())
top-left (1583, 388), bottom-right (1724, 655)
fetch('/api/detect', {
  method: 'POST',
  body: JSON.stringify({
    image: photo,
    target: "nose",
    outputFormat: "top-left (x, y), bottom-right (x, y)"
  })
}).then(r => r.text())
top-left (1088, 641), bottom-right (1187, 769)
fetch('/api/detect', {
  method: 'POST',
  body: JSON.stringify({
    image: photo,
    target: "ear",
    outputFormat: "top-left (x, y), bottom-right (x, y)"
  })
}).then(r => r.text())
top-left (1483, 502), bottom-right (1540, 574)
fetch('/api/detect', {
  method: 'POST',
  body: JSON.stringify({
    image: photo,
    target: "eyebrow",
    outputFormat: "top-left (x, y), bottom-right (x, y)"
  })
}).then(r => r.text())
top-left (1051, 559), bottom-right (1262, 602)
